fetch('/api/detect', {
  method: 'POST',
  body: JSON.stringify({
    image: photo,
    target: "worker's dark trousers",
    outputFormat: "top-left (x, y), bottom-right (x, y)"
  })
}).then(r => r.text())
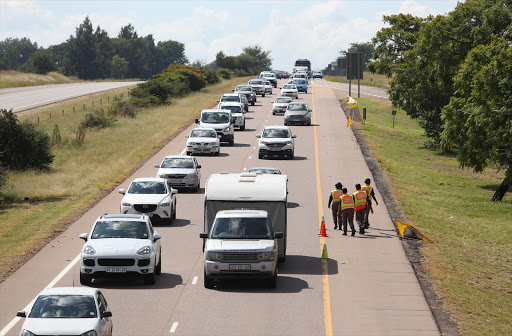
top-left (355, 209), bottom-right (366, 228)
top-left (331, 202), bottom-right (341, 228)
top-left (341, 208), bottom-right (355, 232)
top-left (364, 200), bottom-right (373, 227)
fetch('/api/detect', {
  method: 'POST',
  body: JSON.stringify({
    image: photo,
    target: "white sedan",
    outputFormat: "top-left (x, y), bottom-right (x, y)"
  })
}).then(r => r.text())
top-left (185, 127), bottom-right (221, 155)
top-left (280, 84), bottom-right (299, 99)
top-left (17, 287), bottom-right (113, 336)
top-left (263, 80), bottom-right (273, 94)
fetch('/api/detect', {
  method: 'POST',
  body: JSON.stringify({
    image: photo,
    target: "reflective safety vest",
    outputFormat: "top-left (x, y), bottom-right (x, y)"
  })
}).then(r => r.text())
top-left (362, 184), bottom-right (373, 197)
top-left (331, 189), bottom-right (343, 202)
top-left (341, 194), bottom-right (355, 210)
top-left (353, 190), bottom-right (367, 211)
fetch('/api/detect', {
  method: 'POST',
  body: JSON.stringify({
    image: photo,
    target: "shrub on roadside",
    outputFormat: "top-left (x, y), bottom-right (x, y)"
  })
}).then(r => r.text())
top-left (217, 68), bottom-right (233, 79)
top-left (130, 80), bottom-right (174, 105)
top-left (85, 108), bottom-right (116, 129)
top-left (110, 100), bottom-right (136, 118)
top-left (0, 109), bottom-right (54, 171)
top-left (154, 63), bottom-right (207, 92)
top-left (201, 68), bottom-right (220, 84)
top-left (0, 166), bottom-right (7, 195)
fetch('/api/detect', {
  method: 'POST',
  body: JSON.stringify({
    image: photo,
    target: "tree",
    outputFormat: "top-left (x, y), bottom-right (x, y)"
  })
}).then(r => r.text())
top-left (118, 24), bottom-right (138, 39)
top-left (441, 35), bottom-right (512, 201)
top-left (340, 42), bottom-right (375, 70)
top-left (21, 50), bottom-right (57, 74)
top-left (63, 16), bottom-right (98, 79)
top-left (242, 45), bottom-right (272, 71)
top-left (154, 40), bottom-right (188, 74)
top-left (110, 55), bottom-right (129, 78)
top-left (0, 37), bottom-right (38, 70)
top-left (48, 42), bottom-right (67, 68)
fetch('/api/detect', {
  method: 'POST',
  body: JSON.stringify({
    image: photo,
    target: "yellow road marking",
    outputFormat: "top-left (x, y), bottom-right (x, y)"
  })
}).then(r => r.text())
top-left (312, 83), bottom-right (334, 336)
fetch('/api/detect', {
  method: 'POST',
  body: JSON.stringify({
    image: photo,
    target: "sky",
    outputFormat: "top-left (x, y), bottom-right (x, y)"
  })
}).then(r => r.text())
top-left (0, 0), bottom-right (460, 71)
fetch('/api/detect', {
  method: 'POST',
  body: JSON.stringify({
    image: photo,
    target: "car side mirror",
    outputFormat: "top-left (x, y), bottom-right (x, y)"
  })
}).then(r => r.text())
top-left (200, 232), bottom-right (208, 239)
top-left (119, 189), bottom-right (125, 194)
top-left (271, 101), bottom-right (274, 103)
top-left (79, 233), bottom-right (88, 241)
top-left (196, 165), bottom-right (201, 169)
top-left (292, 135), bottom-right (297, 138)
top-left (308, 109), bottom-right (312, 112)
top-left (231, 89), bottom-right (234, 92)
top-left (185, 135), bottom-right (189, 138)
top-left (154, 164), bottom-right (160, 168)
top-left (101, 311), bottom-right (112, 318)
top-left (153, 233), bottom-right (161, 241)
top-left (274, 232), bottom-right (284, 239)
top-left (171, 188), bottom-right (178, 195)
top-left (16, 311), bottom-right (26, 318)
top-left (217, 135), bottom-right (222, 138)
top-left (195, 119), bottom-right (199, 124)
top-left (216, 100), bottom-right (219, 102)
top-left (256, 134), bottom-right (261, 138)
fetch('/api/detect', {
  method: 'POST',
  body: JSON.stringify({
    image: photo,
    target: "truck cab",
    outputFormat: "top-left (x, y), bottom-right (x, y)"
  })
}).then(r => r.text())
top-left (200, 210), bottom-right (283, 288)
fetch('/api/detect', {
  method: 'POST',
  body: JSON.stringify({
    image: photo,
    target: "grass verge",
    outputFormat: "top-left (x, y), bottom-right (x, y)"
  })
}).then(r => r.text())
top-left (0, 76), bottom-right (252, 280)
top-left (325, 72), bottom-right (390, 88)
top-left (351, 98), bottom-right (511, 336)
top-left (0, 70), bottom-right (81, 88)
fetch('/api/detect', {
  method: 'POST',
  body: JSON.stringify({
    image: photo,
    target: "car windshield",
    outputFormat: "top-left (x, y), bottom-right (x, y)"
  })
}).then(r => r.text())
top-left (283, 85), bottom-right (296, 89)
top-left (161, 157), bottom-right (195, 168)
top-left (263, 81), bottom-right (271, 85)
top-left (262, 128), bottom-right (291, 138)
top-left (237, 86), bottom-right (251, 91)
top-left (249, 80), bottom-right (263, 85)
top-left (221, 96), bottom-right (240, 102)
top-left (190, 129), bottom-right (217, 138)
top-left (128, 181), bottom-right (166, 194)
top-left (91, 221), bottom-right (149, 239)
top-left (275, 98), bottom-right (292, 103)
top-left (288, 104), bottom-right (308, 111)
top-left (29, 295), bottom-right (97, 319)
top-left (210, 217), bottom-right (271, 239)
top-left (293, 80), bottom-right (307, 84)
top-left (220, 105), bottom-right (242, 113)
top-left (201, 112), bottom-right (230, 124)
top-left (249, 168), bottom-right (281, 174)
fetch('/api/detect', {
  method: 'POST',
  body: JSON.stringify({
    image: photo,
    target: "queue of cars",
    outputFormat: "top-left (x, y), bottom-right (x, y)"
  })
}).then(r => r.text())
top-left (14, 70), bottom-right (311, 335)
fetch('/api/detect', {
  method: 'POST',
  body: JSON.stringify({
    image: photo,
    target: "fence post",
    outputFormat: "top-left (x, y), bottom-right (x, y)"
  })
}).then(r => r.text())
top-left (62, 109), bottom-right (64, 116)
top-left (37, 116), bottom-right (39, 124)
top-left (392, 110), bottom-right (396, 128)
top-left (83, 104), bottom-right (85, 110)
top-left (92, 101), bottom-right (94, 107)
top-left (73, 106), bottom-right (75, 113)
top-left (100, 99), bottom-right (102, 105)
top-left (108, 97), bottom-right (110, 103)
top-left (49, 113), bottom-right (51, 120)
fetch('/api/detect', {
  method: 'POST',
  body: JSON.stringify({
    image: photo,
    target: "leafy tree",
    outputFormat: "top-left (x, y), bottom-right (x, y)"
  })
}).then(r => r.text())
top-left (154, 63), bottom-right (206, 91)
top-left (0, 37), bottom-right (38, 70)
top-left (214, 45), bottom-right (272, 75)
top-left (242, 45), bottom-right (272, 71)
top-left (340, 42), bottom-right (375, 70)
top-left (442, 35), bottom-right (512, 201)
top-left (118, 24), bottom-right (138, 39)
top-left (21, 50), bottom-right (57, 74)
top-left (47, 42), bottom-right (67, 68)
top-left (154, 40), bottom-right (188, 74)
top-left (110, 55), bottom-right (129, 78)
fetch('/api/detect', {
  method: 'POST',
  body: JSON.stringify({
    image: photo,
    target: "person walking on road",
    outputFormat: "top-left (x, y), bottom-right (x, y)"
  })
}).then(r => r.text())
top-left (362, 178), bottom-right (378, 229)
top-left (353, 184), bottom-right (369, 234)
top-left (328, 182), bottom-right (343, 230)
top-left (340, 188), bottom-right (356, 236)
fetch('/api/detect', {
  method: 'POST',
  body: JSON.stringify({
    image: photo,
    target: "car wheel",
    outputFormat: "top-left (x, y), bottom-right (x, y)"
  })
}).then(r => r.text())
top-left (272, 111), bottom-right (276, 115)
top-left (80, 273), bottom-right (92, 286)
top-left (251, 101), bottom-right (255, 106)
top-left (307, 121), bottom-right (311, 126)
top-left (258, 153), bottom-right (264, 159)
top-left (267, 273), bottom-right (277, 289)
top-left (262, 93), bottom-right (265, 97)
top-left (215, 149), bottom-right (220, 156)
top-left (204, 272), bottom-right (214, 289)
top-left (240, 123), bottom-right (245, 131)
top-left (156, 255), bottom-right (162, 275)
top-left (144, 271), bottom-right (156, 285)
top-left (289, 152), bottom-right (294, 160)
top-left (229, 139), bottom-right (234, 146)
top-left (186, 151), bottom-right (191, 156)
top-left (295, 96), bottom-right (298, 99)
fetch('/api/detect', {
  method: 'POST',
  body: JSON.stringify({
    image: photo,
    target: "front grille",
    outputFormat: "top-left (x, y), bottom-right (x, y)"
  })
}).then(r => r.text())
top-left (289, 115), bottom-right (304, 119)
top-left (98, 258), bottom-right (135, 266)
top-left (221, 253), bottom-right (259, 262)
top-left (138, 259), bottom-right (151, 266)
top-left (167, 174), bottom-right (186, 179)
top-left (83, 258), bottom-right (95, 266)
top-left (134, 204), bottom-right (157, 213)
top-left (267, 143), bottom-right (285, 148)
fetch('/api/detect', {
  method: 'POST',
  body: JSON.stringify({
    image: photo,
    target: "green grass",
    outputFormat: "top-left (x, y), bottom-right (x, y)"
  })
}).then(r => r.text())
top-left (0, 70), bottom-right (81, 88)
top-left (352, 98), bottom-right (512, 336)
top-left (0, 77), bottom-right (252, 278)
top-left (325, 72), bottom-right (390, 88)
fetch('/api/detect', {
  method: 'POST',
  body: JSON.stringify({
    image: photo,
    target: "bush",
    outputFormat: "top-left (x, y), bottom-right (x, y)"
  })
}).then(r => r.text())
top-left (154, 63), bottom-right (207, 91)
top-left (51, 124), bottom-right (62, 146)
top-left (0, 166), bottom-right (7, 194)
top-left (130, 96), bottom-right (160, 108)
top-left (130, 80), bottom-right (174, 105)
top-left (75, 121), bottom-right (86, 146)
top-left (201, 68), bottom-right (220, 84)
top-left (110, 100), bottom-right (136, 118)
top-left (217, 68), bottom-right (233, 79)
top-left (85, 108), bottom-right (116, 129)
top-left (21, 51), bottom-right (57, 74)
top-left (0, 109), bottom-right (53, 171)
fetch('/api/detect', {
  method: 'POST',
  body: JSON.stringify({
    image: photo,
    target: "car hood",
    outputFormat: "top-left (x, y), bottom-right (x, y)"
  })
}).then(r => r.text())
top-left (23, 317), bottom-right (99, 335)
top-left (122, 193), bottom-right (169, 204)
top-left (260, 137), bottom-right (292, 143)
top-left (281, 89), bottom-right (297, 92)
top-left (86, 238), bottom-right (151, 255)
top-left (158, 168), bottom-right (195, 175)
top-left (188, 137), bottom-right (219, 144)
top-left (273, 103), bottom-right (289, 108)
top-left (206, 239), bottom-right (275, 252)
top-left (286, 110), bottom-right (309, 116)
top-left (200, 122), bottom-right (230, 129)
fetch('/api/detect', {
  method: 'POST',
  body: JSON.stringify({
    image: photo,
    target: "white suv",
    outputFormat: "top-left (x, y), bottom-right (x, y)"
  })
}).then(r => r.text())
top-left (119, 177), bottom-right (178, 224)
top-left (256, 125), bottom-right (296, 159)
top-left (79, 214), bottom-right (162, 285)
top-left (217, 102), bottom-right (246, 130)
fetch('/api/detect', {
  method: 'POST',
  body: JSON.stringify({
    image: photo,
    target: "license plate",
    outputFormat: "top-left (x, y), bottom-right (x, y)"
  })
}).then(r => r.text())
top-left (229, 264), bottom-right (251, 270)
top-left (106, 268), bottom-right (126, 273)
top-left (270, 148), bottom-right (282, 151)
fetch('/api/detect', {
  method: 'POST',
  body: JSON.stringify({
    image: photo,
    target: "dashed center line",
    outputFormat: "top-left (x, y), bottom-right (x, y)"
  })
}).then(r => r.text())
top-left (170, 322), bottom-right (179, 333)
top-left (192, 276), bottom-right (198, 285)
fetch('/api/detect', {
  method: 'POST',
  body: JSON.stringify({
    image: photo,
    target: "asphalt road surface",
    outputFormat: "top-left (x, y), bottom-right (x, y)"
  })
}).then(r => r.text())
top-left (0, 78), bottom-right (438, 336)
top-left (0, 82), bottom-right (142, 113)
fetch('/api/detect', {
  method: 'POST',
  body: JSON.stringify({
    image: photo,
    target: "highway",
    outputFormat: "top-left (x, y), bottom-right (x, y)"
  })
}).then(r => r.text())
top-left (0, 82), bottom-right (142, 113)
top-left (0, 78), bottom-right (438, 336)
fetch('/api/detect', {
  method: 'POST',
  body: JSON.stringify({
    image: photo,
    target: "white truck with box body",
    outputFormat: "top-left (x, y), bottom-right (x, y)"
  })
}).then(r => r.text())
top-left (203, 172), bottom-right (288, 261)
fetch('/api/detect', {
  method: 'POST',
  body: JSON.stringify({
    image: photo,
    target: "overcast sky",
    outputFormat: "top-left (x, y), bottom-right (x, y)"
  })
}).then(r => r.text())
top-left (1, 0), bottom-right (459, 71)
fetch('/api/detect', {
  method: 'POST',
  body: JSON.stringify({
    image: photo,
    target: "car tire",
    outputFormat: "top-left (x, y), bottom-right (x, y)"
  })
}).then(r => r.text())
top-left (80, 273), bottom-right (92, 286)
top-left (186, 151), bottom-right (191, 156)
top-left (258, 153), bottom-right (264, 159)
top-left (204, 272), bottom-right (214, 289)
top-left (251, 101), bottom-right (255, 106)
top-left (307, 121), bottom-right (311, 126)
top-left (289, 152), bottom-right (294, 160)
top-left (295, 96), bottom-right (298, 99)
top-left (229, 139), bottom-right (234, 146)
top-left (144, 271), bottom-right (156, 285)
top-left (262, 93), bottom-right (265, 97)
top-left (155, 255), bottom-right (162, 275)
top-left (240, 123), bottom-right (245, 131)
top-left (215, 150), bottom-right (220, 156)
top-left (267, 273), bottom-right (277, 289)
top-left (272, 111), bottom-right (276, 115)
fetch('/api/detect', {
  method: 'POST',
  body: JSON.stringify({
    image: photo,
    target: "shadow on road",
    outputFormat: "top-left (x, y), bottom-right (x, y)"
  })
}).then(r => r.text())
top-left (212, 275), bottom-right (309, 294)
top-left (87, 273), bottom-right (182, 290)
top-left (287, 202), bottom-right (300, 208)
top-left (278, 255), bottom-right (338, 276)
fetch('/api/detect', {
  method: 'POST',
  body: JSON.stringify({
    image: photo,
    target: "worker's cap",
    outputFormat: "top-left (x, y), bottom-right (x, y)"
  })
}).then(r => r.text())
top-left (342, 188), bottom-right (348, 193)
top-left (335, 182), bottom-right (342, 188)
top-left (355, 183), bottom-right (361, 189)
top-left (364, 178), bottom-right (371, 184)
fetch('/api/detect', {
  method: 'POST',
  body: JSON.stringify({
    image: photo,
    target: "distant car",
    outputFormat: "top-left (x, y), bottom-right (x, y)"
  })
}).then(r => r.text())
top-left (291, 79), bottom-right (308, 93)
top-left (218, 102), bottom-right (246, 130)
top-left (256, 125), bottom-right (296, 159)
top-left (185, 127), bottom-right (221, 156)
top-left (284, 102), bottom-right (312, 126)
top-left (263, 80), bottom-right (273, 94)
top-left (260, 71), bottom-right (278, 87)
top-left (248, 78), bottom-right (266, 97)
top-left (280, 84), bottom-right (299, 99)
top-left (239, 93), bottom-right (250, 112)
top-left (233, 85), bottom-right (256, 106)
top-left (17, 287), bottom-right (113, 336)
top-left (312, 70), bottom-right (323, 79)
top-left (119, 177), bottom-right (178, 224)
top-left (248, 167), bottom-right (282, 174)
top-left (154, 155), bottom-right (201, 191)
top-left (271, 96), bottom-right (293, 115)
top-left (79, 213), bottom-right (162, 285)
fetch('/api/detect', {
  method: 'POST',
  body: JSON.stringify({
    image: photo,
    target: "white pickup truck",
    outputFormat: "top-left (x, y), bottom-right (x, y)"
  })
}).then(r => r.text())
top-left (200, 209), bottom-right (283, 289)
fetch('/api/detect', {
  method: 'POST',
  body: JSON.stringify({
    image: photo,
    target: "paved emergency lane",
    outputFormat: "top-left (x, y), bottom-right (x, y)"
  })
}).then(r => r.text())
top-left (0, 82), bottom-right (142, 113)
top-left (0, 78), bottom-right (438, 336)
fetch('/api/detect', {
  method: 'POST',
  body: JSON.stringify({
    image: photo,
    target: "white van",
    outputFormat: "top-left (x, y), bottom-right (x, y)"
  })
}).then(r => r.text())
top-left (195, 109), bottom-right (234, 146)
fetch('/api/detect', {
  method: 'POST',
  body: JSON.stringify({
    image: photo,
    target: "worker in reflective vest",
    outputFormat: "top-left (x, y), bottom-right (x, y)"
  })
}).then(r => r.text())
top-left (353, 184), bottom-right (369, 234)
top-left (328, 182), bottom-right (343, 230)
top-left (361, 178), bottom-right (379, 229)
top-left (340, 188), bottom-right (356, 236)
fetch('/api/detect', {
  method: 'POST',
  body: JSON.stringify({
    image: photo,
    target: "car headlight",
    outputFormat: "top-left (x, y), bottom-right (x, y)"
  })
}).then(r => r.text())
top-left (83, 245), bottom-right (96, 255)
top-left (20, 330), bottom-right (35, 336)
top-left (223, 127), bottom-right (231, 132)
top-left (80, 331), bottom-right (97, 336)
top-left (159, 202), bottom-right (170, 207)
top-left (305, 112), bottom-right (311, 117)
top-left (206, 252), bottom-right (223, 261)
top-left (260, 141), bottom-right (268, 145)
top-left (257, 252), bottom-right (276, 261)
top-left (186, 172), bottom-right (196, 178)
top-left (158, 173), bottom-right (167, 178)
top-left (122, 201), bottom-right (131, 206)
top-left (137, 246), bottom-right (152, 255)
top-left (284, 141), bottom-right (292, 145)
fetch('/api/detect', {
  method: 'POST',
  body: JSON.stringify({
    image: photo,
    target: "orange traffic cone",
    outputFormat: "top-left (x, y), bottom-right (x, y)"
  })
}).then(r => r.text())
top-left (318, 216), bottom-right (328, 237)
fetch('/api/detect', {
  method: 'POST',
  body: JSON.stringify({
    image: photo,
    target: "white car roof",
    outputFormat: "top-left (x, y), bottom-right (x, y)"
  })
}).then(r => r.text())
top-left (163, 155), bottom-right (192, 159)
top-left (215, 210), bottom-right (269, 218)
top-left (38, 287), bottom-right (99, 296)
top-left (192, 127), bottom-right (216, 132)
top-left (206, 173), bottom-right (287, 202)
top-left (264, 125), bottom-right (291, 130)
top-left (201, 109), bottom-right (232, 113)
top-left (131, 177), bottom-right (167, 183)
top-left (221, 93), bottom-right (240, 97)
top-left (219, 102), bottom-right (242, 106)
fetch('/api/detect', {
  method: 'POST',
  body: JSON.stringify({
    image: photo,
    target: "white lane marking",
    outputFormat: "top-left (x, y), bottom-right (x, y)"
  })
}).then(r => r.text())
top-left (248, 156), bottom-right (252, 159)
top-left (243, 167), bottom-right (247, 171)
top-left (170, 322), bottom-right (179, 333)
top-left (253, 147), bottom-right (255, 149)
top-left (313, 82), bottom-right (389, 99)
top-left (192, 276), bottom-right (198, 285)
top-left (0, 254), bottom-right (81, 336)
top-left (180, 147), bottom-right (186, 155)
